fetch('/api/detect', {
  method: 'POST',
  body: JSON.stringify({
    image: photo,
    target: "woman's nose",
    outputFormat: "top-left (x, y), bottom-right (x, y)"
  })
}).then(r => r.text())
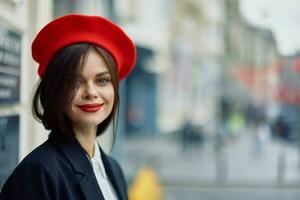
top-left (83, 84), bottom-right (98, 99)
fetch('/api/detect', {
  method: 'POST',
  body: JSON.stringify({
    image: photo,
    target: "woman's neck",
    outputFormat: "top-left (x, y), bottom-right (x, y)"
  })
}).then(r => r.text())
top-left (73, 126), bottom-right (97, 158)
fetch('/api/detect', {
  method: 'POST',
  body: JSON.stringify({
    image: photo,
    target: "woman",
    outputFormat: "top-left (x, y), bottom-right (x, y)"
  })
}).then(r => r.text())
top-left (0, 14), bottom-right (136, 200)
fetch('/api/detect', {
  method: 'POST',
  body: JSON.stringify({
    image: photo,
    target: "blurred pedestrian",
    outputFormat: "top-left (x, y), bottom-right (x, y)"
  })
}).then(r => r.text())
top-left (180, 119), bottom-right (204, 154)
top-left (0, 14), bottom-right (136, 200)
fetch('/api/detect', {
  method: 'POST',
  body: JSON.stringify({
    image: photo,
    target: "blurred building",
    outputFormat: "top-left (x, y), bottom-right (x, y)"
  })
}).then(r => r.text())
top-left (0, 0), bottom-right (54, 188)
top-left (224, 0), bottom-right (279, 120)
top-left (157, 0), bottom-right (280, 136)
top-left (116, 0), bottom-right (172, 136)
top-left (159, 0), bottom-right (225, 134)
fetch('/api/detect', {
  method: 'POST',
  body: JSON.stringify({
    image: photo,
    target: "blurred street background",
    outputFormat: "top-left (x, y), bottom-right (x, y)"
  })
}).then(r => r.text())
top-left (1, 0), bottom-right (300, 199)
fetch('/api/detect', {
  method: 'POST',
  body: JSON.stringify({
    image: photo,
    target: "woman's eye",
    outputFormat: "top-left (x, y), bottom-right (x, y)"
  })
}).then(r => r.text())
top-left (96, 77), bottom-right (111, 84)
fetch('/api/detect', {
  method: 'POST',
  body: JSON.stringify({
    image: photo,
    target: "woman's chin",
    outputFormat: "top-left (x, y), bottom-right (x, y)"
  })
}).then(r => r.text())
top-left (74, 119), bottom-right (102, 129)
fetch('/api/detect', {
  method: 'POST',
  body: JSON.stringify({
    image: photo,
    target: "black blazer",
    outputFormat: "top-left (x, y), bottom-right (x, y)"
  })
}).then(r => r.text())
top-left (0, 131), bottom-right (128, 200)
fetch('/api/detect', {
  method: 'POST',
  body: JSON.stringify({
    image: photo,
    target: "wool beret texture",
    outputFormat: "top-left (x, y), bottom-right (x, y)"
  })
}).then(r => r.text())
top-left (32, 14), bottom-right (136, 80)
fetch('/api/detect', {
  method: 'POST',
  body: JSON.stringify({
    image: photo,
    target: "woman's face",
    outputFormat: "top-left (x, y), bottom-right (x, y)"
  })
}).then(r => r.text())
top-left (66, 48), bottom-right (114, 130)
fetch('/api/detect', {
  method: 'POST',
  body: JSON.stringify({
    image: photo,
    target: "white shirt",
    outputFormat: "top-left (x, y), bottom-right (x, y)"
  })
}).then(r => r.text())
top-left (90, 142), bottom-right (118, 200)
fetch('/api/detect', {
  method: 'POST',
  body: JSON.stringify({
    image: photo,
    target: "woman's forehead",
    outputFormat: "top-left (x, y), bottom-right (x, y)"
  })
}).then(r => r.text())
top-left (80, 49), bottom-right (110, 74)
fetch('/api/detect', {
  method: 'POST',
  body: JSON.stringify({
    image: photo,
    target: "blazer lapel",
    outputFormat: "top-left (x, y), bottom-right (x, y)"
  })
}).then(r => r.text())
top-left (49, 132), bottom-right (105, 200)
top-left (77, 172), bottom-right (105, 200)
top-left (99, 146), bottom-right (127, 200)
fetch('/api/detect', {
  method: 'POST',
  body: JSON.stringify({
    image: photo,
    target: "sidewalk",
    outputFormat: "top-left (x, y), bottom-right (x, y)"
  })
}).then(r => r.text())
top-left (121, 132), bottom-right (300, 187)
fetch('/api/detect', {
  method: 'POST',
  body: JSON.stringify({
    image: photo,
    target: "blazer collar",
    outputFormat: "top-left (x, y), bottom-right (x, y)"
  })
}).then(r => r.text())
top-left (48, 131), bottom-right (126, 200)
top-left (48, 131), bottom-right (105, 200)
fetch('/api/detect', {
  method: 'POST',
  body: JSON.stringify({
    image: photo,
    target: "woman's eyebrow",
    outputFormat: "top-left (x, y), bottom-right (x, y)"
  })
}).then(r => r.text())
top-left (77, 71), bottom-right (110, 77)
top-left (95, 71), bottom-right (110, 77)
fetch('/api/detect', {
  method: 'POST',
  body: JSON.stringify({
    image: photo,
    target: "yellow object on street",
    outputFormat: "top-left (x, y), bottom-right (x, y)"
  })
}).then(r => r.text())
top-left (129, 167), bottom-right (164, 200)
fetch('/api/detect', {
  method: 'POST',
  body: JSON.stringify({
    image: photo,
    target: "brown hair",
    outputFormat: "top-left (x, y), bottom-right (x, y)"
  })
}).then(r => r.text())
top-left (32, 43), bottom-right (119, 145)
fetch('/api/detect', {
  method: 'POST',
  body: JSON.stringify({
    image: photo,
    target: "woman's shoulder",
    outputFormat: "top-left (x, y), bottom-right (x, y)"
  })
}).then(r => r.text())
top-left (19, 139), bottom-right (59, 167)
top-left (1, 140), bottom-right (60, 183)
top-left (0, 140), bottom-right (62, 199)
top-left (3, 138), bottom-right (62, 185)
top-left (5, 141), bottom-right (56, 180)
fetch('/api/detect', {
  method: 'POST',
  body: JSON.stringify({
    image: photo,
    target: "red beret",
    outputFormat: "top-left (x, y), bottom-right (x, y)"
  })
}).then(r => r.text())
top-left (32, 14), bottom-right (136, 80)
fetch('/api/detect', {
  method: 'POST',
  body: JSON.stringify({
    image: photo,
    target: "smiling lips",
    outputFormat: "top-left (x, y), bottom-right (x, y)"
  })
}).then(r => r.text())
top-left (78, 103), bottom-right (103, 112)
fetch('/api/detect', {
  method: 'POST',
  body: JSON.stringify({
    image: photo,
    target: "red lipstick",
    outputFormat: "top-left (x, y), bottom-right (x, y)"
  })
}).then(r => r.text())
top-left (78, 103), bottom-right (103, 112)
